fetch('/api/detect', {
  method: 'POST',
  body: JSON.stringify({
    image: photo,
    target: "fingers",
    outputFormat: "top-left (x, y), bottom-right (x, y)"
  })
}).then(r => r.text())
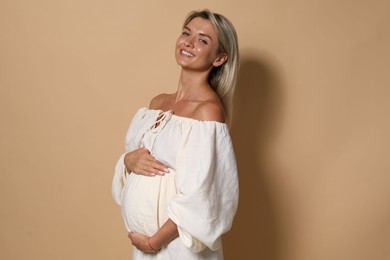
top-left (139, 165), bottom-right (169, 177)
top-left (140, 148), bottom-right (169, 167)
top-left (139, 152), bottom-right (170, 176)
top-left (132, 163), bottom-right (168, 176)
top-left (147, 161), bottom-right (170, 176)
top-left (143, 152), bottom-right (169, 169)
top-left (126, 148), bottom-right (171, 176)
top-left (127, 232), bottom-right (154, 253)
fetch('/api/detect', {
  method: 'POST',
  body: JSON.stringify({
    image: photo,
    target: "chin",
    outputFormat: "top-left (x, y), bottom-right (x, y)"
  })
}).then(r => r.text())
top-left (176, 59), bottom-right (191, 68)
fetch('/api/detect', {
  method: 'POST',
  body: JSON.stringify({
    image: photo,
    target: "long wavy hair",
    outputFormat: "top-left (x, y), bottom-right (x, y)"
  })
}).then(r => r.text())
top-left (183, 9), bottom-right (239, 124)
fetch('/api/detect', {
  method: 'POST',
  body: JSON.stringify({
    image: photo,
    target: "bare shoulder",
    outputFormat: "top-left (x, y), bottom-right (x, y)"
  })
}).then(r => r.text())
top-left (194, 101), bottom-right (225, 123)
top-left (149, 93), bottom-right (171, 110)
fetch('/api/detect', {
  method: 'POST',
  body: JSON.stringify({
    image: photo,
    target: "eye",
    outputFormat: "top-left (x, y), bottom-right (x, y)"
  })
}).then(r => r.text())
top-left (181, 31), bottom-right (190, 36)
top-left (199, 38), bottom-right (208, 45)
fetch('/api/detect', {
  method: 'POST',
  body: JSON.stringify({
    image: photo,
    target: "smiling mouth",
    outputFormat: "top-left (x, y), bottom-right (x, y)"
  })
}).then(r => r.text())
top-left (180, 50), bottom-right (194, 57)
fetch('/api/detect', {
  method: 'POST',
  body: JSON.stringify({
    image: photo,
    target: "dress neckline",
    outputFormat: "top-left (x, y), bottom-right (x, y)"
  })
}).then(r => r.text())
top-left (142, 107), bottom-right (228, 125)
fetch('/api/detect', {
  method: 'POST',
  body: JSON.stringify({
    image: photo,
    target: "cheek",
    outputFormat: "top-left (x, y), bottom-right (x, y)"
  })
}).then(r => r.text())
top-left (175, 36), bottom-right (186, 47)
top-left (197, 47), bottom-right (218, 61)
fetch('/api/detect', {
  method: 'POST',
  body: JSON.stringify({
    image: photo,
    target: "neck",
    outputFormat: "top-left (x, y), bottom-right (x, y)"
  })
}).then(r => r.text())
top-left (174, 69), bottom-right (211, 102)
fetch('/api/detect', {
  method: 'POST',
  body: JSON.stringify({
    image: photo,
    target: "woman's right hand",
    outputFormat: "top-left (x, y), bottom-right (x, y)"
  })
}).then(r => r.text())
top-left (124, 148), bottom-right (169, 177)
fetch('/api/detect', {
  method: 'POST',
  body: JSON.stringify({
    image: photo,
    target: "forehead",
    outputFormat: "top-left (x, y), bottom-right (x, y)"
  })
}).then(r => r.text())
top-left (185, 17), bottom-right (217, 37)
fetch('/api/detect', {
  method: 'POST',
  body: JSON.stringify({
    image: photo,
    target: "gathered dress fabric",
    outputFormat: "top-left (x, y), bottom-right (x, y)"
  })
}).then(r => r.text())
top-left (112, 107), bottom-right (239, 260)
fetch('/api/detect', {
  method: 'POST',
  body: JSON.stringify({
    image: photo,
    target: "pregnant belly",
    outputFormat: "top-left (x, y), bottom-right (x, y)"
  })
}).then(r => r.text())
top-left (121, 171), bottom-right (176, 236)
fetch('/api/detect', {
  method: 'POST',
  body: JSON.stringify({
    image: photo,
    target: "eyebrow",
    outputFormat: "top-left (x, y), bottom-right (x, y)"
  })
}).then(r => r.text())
top-left (183, 26), bottom-right (213, 41)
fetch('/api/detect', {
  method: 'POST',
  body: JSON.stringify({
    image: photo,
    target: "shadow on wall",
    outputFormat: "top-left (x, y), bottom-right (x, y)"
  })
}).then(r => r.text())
top-left (223, 48), bottom-right (285, 260)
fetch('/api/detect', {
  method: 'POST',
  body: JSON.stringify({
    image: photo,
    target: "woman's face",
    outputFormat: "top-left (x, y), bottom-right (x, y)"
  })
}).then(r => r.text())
top-left (175, 17), bottom-right (226, 72)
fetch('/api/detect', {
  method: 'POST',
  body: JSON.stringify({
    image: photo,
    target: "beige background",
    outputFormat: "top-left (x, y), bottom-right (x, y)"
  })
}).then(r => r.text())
top-left (1, 0), bottom-right (389, 259)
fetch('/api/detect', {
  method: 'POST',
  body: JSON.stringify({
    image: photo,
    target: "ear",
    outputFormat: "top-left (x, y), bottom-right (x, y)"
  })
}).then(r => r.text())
top-left (213, 53), bottom-right (228, 67)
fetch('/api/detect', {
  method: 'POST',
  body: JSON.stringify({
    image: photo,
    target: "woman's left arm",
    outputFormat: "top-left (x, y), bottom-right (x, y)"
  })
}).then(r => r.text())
top-left (128, 219), bottom-right (178, 253)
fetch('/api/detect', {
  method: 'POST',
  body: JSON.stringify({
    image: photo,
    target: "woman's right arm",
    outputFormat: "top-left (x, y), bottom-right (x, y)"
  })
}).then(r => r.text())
top-left (124, 147), bottom-right (170, 176)
top-left (124, 94), bottom-right (170, 177)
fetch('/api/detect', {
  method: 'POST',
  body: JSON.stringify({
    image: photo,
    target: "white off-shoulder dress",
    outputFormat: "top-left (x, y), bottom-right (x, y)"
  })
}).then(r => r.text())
top-left (112, 107), bottom-right (239, 260)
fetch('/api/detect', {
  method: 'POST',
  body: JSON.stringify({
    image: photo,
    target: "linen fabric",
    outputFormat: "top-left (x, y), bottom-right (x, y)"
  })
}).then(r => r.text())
top-left (112, 107), bottom-right (238, 260)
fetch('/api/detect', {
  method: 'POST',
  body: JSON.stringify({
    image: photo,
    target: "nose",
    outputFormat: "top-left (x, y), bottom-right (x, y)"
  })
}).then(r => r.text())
top-left (184, 36), bottom-right (194, 48)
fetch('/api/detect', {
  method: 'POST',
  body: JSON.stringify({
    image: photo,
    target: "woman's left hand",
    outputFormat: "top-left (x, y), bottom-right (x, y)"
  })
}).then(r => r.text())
top-left (128, 232), bottom-right (158, 253)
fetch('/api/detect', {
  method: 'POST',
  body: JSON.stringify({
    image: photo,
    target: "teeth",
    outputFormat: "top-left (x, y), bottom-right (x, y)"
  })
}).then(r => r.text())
top-left (181, 50), bottom-right (194, 57)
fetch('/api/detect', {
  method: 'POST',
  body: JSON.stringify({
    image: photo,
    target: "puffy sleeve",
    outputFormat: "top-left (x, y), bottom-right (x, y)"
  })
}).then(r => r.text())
top-left (112, 152), bottom-right (127, 206)
top-left (167, 122), bottom-right (239, 252)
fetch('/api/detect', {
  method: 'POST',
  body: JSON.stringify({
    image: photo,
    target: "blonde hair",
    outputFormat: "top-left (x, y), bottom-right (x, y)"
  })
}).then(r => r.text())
top-left (183, 9), bottom-right (239, 124)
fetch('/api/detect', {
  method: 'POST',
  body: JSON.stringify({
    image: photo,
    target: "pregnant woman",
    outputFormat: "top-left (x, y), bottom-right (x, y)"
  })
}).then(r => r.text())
top-left (112, 9), bottom-right (239, 260)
